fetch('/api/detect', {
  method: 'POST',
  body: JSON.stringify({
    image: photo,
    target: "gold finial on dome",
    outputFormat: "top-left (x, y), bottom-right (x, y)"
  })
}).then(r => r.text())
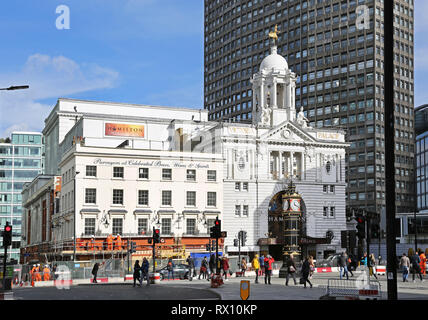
top-left (268, 24), bottom-right (280, 46)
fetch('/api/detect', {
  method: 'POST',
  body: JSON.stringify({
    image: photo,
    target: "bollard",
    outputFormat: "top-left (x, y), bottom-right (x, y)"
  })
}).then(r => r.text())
top-left (151, 273), bottom-right (161, 284)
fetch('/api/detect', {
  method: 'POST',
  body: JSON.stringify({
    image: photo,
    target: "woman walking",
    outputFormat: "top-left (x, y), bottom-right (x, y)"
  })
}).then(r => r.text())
top-left (369, 254), bottom-right (378, 279)
top-left (241, 258), bottom-right (247, 277)
top-left (221, 256), bottom-right (230, 281)
top-left (285, 254), bottom-right (297, 286)
top-left (300, 256), bottom-right (313, 288)
top-left (133, 260), bottom-right (141, 287)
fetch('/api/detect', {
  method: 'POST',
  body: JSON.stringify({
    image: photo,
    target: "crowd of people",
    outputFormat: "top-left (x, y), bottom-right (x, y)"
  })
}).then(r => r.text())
top-left (84, 234), bottom-right (124, 251)
top-left (28, 264), bottom-right (57, 286)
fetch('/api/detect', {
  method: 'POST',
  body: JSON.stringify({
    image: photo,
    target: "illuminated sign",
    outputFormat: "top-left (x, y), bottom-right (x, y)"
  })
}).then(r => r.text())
top-left (54, 176), bottom-right (62, 193)
top-left (105, 123), bottom-right (145, 138)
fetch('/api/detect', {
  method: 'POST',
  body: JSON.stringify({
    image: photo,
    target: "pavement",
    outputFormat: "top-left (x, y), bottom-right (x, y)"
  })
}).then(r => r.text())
top-left (8, 271), bottom-right (428, 300)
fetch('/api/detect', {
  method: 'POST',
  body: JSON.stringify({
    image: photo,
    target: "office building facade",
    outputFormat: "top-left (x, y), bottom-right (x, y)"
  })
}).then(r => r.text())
top-left (0, 132), bottom-right (43, 261)
top-left (204, 0), bottom-right (415, 215)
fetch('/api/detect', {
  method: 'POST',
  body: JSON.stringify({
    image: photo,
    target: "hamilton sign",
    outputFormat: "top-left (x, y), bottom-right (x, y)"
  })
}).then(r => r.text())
top-left (92, 158), bottom-right (210, 169)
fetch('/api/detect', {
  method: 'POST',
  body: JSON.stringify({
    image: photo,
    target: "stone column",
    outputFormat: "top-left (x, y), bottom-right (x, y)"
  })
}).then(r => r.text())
top-left (279, 151), bottom-right (283, 178)
top-left (273, 80), bottom-right (277, 108)
top-left (290, 152), bottom-right (294, 178)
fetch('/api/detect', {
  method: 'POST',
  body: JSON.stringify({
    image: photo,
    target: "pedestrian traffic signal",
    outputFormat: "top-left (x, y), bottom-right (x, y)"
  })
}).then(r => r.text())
top-left (2, 223), bottom-right (12, 247)
top-left (234, 239), bottom-right (239, 247)
top-left (355, 216), bottom-right (366, 239)
top-left (153, 229), bottom-right (161, 244)
top-left (239, 231), bottom-right (247, 246)
top-left (130, 241), bottom-right (137, 253)
top-left (206, 243), bottom-right (211, 251)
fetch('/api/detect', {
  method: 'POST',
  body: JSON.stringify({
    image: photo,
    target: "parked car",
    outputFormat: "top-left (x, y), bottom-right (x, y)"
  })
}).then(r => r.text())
top-left (157, 263), bottom-right (190, 280)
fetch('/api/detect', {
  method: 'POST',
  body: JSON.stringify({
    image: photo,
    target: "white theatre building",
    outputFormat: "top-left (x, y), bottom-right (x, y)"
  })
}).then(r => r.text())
top-left (22, 44), bottom-right (350, 263)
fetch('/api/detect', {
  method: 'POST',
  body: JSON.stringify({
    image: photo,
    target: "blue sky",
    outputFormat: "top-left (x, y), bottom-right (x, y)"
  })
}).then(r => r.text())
top-left (0, 0), bottom-right (427, 137)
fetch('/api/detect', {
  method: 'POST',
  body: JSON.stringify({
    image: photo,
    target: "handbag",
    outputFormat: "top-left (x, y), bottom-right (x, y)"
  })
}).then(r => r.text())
top-left (289, 266), bottom-right (296, 273)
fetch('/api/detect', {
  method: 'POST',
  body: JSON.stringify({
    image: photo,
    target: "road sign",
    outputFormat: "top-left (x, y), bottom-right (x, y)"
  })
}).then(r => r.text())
top-left (240, 280), bottom-right (250, 300)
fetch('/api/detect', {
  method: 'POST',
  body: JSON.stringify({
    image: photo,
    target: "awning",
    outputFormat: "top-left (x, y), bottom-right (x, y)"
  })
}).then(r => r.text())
top-left (133, 209), bottom-right (153, 214)
top-left (80, 208), bottom-right (101, 214)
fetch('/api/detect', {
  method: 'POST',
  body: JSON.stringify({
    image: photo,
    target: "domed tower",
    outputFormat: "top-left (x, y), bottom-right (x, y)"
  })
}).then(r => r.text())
top-left (251, 27), bottom-right (297, 127)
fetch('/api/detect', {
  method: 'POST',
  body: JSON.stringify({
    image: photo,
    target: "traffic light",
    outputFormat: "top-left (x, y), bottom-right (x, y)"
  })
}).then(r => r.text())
top-left (206, 243), bottom-right (211, 251)
top-left (239, 231), bottom-right (247, 246)
top-left (355, 216), bottom-right (366, 239)
top-left (341, 230), bottom-right (349, 249)
top-left (153, 229), bottom-right (160, 244)
top-left (3, 223), bottom-right (12, 247)
top-left (130, 241), bottom-right (137, 253)
top-left (210, 218), bottom-right (221, 238)
top-left (233, 239), bottom-right (239, 247)
top-left (370, 223), bottom-right (380, 239)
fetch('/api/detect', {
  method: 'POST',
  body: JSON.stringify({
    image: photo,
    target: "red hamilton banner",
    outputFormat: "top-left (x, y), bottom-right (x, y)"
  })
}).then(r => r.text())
top-left (105, 123), bottom-right (145, 138)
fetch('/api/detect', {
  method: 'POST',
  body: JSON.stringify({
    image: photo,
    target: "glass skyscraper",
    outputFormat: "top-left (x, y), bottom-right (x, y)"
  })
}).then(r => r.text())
top-left (204, 0), bottom-right (415, 214)
top-left (0, 132), bottom-right (43, 262)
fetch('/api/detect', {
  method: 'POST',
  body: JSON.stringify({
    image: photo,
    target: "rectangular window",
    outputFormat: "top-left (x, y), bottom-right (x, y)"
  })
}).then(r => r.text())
top-left (112, 218), bottom-right (123, 235)
top-left (138, 218), bottom-right (148, 235)
top-left (330, 207), bottom-right (335, 217)
top-left (162, 190), bottom-right (172, 206)
top-left (162, 169), bottom-right (172, 180)
top-left (330, 185), bottom-right (335, 193)
top-left (86, 166), bottom-right (97, 177)
top-left (243, 205), bottom-right (249, 216)
top-left (138, 190), bottom-right (149, 206)
top-left (323, 206), bottom-right (328, 217)
top-left (235, 182), bottom-right (241, 191)
top-left (85, 188), bottom-right (96, 204)
top-left (243, 182), bottom-right (249, 191)
top-left (84, 218), bottom-right (96, 235)
top-left (139, 168), bottom-right (149, 179)
top-left (186, 218), bottom-right (196, 235)
top-left (113, 167), bottom-right (124, 178)
top-left (161, 218), bottom-right (172, 235)
top-left (112, 189), bottom-right (124, 205)
top-left (186, 191), bottom-right (196, 206)
top-left (235, 205), bottom-right (241, 216)
top-left (323, 185), bottom-right (328, 193)
top-left (207, 170), bottom-right (217, 181)
top-left (186, 169), bottom-right (196, 181)
top-left (207, 192), bottom-right (217, 207)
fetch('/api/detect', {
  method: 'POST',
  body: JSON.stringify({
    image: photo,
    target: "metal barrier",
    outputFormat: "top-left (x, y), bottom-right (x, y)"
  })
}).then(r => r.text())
top-left (324, 278), bottom-right (382, 300)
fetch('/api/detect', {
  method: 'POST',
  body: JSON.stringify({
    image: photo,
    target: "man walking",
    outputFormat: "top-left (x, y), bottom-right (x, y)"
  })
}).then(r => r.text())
top-left (167, 258), bottom-right (175, 281)
top-left (92, 262), bottom-right (99, 284)
top-left (186, 255), bottom-right (195, 279)
top-left (338, 252), bottom-right (349, 280)
top-left (410, 251), bottom-right (424, 282)
top-left (141, 257), bottom-right (150, 286)
top-left (264, 255), bottom-right (274, 285)
top-left (209, 254), bottom-right (215, 278)
top-left (400, 253), bottom-right (411, 282)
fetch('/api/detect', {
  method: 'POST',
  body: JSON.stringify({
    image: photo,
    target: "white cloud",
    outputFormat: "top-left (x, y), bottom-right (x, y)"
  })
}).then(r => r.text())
top-left (0, 54), bottom-right (119, 137)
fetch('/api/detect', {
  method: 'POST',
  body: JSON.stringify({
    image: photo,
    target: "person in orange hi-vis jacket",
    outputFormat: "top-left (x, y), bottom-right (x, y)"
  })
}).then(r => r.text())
top-left (30, 265), bottom-right (37, 286)
top-left (43, 265), bottom-right (50, 281)
top-left (107, 234), bottom-right (113, 251)
top-left (88, 236), bottom-right (95, 251)
top-left (35, 264), bottom-right (42, 282)
top-left (115, 234), bottom-right (122, 250)
top-left (420, 251), bottom-right (427, 275)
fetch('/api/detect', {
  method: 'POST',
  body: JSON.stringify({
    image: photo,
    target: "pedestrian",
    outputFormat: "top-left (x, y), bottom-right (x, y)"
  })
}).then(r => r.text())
top-left (35, 264), bottom-right (42, 282)
top-left (369, 254), bottom-right (378, 279)
top-left (209, 254), bottom-right (216, 277)
top-left (115, 234), bottom-right (122, 250)
top-left (133, 260), bottom-right (141, 287)
top-left (221, 256), bottom-right (230, 281)
top-left (241, 258), bottom-right (247, 277)
top-left (360, 252), bottom-right (368, 269)
top-left (252, 254), bottom-right (260, 284)
top-left (400, 253), bottom-right (411, 282)
top-left (264, 255), bottom-right (274, 285)
top-left (300, 256), bottom-right (313, 288)
top-left (344, 253), bottom-right (353, 277)
top-left (348, 254), bottom-right (355, 277)
top-left (167, 258), bottom-right (175, 280)
top-left (419, 250), bottom-right (427, 276)
top-left (309, 255), bottom-right (315, 279)
top-left (52, 264), bottom-right (58, 280)
top-left (92, 262), bottom-right (99, 284)
top-left (337, 252), bottom-right (349, 280)
top-left (30, 264), bottom-right (37, 287)
top-left (43, 265), bottom-right (50, 281)
top-left (141, 257), bottom-right (150, 286)
top-left (410, 251), bottom-right (424, 282)
top-left (285, 254), bottom-right (297, 286)
top-left (199, 257), bottom-right (208, 280)
top-left (186, 255), bottom-right (195, 279)
top-left (259, 254), bottom-right (265, 276)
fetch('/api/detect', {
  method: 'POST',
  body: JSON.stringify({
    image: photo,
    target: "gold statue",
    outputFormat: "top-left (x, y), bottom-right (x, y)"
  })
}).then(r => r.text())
top-left (268, 24), bottom-right (280, 45)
